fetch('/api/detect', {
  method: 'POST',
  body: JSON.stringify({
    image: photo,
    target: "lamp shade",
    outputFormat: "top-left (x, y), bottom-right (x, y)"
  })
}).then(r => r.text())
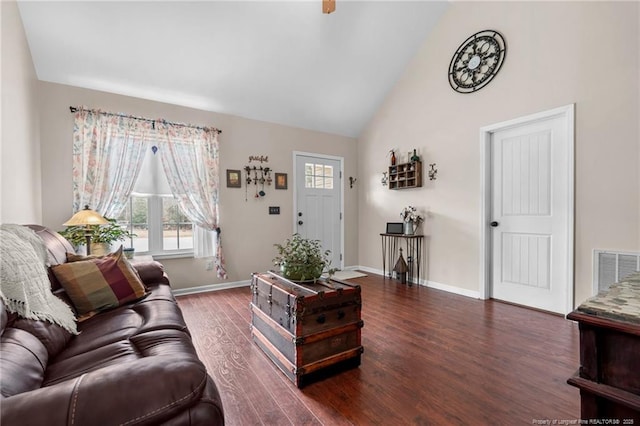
top-left (63, 205), bottom-right (109, 226)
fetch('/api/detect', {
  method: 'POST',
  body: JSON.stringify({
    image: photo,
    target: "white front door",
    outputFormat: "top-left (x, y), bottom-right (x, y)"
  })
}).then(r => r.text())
top-left (294, 153), bottom-right (343, 270)
top-left (487, 107), bottom-right (573, 314)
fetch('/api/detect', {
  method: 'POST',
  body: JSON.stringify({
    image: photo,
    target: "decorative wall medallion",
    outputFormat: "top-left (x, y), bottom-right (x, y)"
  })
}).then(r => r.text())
top-left (448, 30), bottom-right (506, 93)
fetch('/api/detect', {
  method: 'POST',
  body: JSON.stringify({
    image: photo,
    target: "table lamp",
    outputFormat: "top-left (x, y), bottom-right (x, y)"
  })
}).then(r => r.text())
top-left (63, 205), bottom-right (109, 255)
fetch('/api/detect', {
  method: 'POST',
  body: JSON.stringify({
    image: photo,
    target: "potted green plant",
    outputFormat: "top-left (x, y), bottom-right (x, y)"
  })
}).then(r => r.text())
top-left (60, 218), bottom-right (135, 256)
top-left (273, 234), bottom-right (334, 282)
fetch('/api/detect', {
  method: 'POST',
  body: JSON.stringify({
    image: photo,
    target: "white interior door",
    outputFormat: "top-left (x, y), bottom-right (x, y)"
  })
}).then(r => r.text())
top-left (294, 153), bottom-right (342, 270)
top-left (489, 110), bottom-right (573, 314)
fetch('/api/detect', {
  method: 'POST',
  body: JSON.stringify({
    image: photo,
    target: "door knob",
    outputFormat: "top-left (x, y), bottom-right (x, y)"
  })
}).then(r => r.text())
top-left (490, 221), bottom-right (499, 227)
top-left (298, 212), bottom-right (303, 217)
top-left (298, 220), bottom-right (304, 226)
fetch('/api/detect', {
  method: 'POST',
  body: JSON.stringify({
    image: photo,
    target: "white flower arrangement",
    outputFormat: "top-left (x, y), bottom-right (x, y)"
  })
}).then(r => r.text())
top-left (400, 206), bottom-right (423, 225)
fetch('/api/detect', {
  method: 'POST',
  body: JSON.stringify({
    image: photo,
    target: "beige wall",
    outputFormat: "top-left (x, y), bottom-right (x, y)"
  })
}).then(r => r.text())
top-left (1, 0), bottom-right (42, 223)
top-left (38, 82), bottom-right (358, 289)
top-left (357, 1), bottom-right (640, 306)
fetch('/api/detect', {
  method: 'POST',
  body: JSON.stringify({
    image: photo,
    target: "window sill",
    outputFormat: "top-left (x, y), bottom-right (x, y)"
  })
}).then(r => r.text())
top-left (138, 251), bottom-right (194, 260)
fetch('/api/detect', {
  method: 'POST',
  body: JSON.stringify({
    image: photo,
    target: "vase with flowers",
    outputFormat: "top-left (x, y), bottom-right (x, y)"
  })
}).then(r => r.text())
top-left (400, 206), bottom-right (423, 235)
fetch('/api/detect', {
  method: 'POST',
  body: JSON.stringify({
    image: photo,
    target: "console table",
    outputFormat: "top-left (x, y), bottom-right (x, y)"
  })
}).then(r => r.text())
top-left (567, 272), bottom-right (640, 421)
top-left (380, 233), bottom-right (424, 286)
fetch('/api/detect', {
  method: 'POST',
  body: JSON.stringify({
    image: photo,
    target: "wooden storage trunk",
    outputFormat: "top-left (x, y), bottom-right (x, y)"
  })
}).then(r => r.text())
top-left (250, 271), bottom-right (364, 387)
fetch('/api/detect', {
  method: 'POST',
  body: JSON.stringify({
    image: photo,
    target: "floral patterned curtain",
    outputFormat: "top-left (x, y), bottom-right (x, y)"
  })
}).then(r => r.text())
top-left (155, 122), bottom-right (227, 279)
top-left (72, 109), bottom-right (151, 218)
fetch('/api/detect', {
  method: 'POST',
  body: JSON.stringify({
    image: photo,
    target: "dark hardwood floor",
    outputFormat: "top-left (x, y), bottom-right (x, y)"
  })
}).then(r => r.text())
top-left (177, 273), bottom-right (580, 425)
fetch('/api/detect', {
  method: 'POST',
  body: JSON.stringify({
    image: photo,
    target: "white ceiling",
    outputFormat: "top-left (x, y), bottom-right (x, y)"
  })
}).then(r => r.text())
top-left (18, 1), bottom-right (449, 137)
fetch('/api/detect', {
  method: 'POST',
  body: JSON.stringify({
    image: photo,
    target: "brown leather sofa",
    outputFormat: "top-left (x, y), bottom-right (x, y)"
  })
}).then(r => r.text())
top-left (1, 225), bottom-right (224, 425)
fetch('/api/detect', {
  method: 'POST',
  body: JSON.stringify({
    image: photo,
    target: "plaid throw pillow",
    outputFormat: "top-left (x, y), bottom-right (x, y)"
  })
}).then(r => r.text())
top-left (52, 246), bottom-right (148, 319)
top-left (65, 252), bottom-right (103, 262)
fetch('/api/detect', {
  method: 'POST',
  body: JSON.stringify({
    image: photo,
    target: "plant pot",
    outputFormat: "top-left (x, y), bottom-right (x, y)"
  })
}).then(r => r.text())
top-left (281, 263), bottom-right (323, 282)
top-left (90, 242), bottom-right (111, 256)
top-left (123, 247), bottom-right (135, 259)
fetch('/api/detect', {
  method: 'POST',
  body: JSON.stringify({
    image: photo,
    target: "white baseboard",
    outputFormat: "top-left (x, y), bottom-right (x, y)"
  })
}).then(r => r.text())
top-left (352, 265), bottom-right (480, 299)
top-left (172, 279), bottom-right (251, 297)
top-left (424, 279), bottom-right (480, 299)
top-left (173, 268), bottom-right (361, 297)
top-left (355, 265), bottom-right (384, 276)
top-left (172, 267), bottom-right (481, 300)
top-left (341, 265), bottom-right (360, 271)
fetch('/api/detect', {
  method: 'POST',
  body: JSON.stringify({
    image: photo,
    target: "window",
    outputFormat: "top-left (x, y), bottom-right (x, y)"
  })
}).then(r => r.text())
top-left (161, 196), bottom-right (193, 251)
top-left (115, 145), bottom-right (193, 256)
top-left (116, 196), bottom-right (149, 252)
top-left (72, 108), bottom-right (225, 276)
top-left (304, 163), bottom-right (334, 189)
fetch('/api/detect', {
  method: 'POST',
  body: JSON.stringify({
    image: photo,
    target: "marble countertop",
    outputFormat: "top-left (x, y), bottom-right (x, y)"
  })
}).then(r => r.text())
top-left (577, 271), bottom-right (640, 324)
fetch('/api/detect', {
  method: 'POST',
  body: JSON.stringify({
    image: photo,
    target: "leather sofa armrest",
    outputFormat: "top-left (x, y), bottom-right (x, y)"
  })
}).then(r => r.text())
top-left (132, 260), bottom-right (170, 285)
top-left (2, 358), bottom-right (209, 425)
top-left (160, 377), bottom-right (225, 425)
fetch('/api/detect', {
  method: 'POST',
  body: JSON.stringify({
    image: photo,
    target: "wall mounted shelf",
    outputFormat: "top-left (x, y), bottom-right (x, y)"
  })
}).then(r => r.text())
top-left (388, 161), bottom-right (422, 190)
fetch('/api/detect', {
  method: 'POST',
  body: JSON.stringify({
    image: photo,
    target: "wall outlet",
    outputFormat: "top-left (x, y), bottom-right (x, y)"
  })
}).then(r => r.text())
top-left (206, 260), bottom-right (214, 271)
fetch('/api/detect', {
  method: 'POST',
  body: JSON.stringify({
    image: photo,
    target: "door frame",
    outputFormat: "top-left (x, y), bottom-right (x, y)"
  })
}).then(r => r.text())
top-left (292, 151), bottom-right (345, 270)
top-left (478, 104), bottom-right (575, 313)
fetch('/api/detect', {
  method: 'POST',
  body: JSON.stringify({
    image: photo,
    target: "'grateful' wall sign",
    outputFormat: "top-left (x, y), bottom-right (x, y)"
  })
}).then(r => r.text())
top-left (249, 155), bottom-right (269, 163)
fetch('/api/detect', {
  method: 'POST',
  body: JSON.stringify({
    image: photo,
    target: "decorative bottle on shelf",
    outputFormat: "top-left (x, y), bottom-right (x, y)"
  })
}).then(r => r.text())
top-left (390, 150), bottom-right (396, 166)
top-left (411, 149), bottom-right (420, 162)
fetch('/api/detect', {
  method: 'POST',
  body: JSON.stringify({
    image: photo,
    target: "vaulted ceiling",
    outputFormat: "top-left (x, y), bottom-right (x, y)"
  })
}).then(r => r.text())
top-left (18, 1), bottom-right (449, 137)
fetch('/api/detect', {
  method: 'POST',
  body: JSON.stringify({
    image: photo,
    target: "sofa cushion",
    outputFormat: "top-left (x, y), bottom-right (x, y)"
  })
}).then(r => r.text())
top-left (3, 356), bottom-right (212, 426)
top-left (0, 328), bottom-right (48, 397)
top-left (52, 247), bottom-right (148, 319)
top-left (49, 290), bottom-right (189, 362)
top-left (44, 329), bottom-right (198, 386)
top-left (0, 283), bottom-right (71, 359)
top-left (11, 317), bottom-right (71, 359)
top-left (25, 225), bottom-right (75, 267)
top-left (25, 224), bottom-right (76, 292)
top-left (130, 260), bottom-right (167, 285)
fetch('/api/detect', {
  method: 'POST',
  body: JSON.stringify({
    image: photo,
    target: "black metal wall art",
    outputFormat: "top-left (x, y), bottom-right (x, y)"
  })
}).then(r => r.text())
top-left (448, 30), bottom-right (506, 93)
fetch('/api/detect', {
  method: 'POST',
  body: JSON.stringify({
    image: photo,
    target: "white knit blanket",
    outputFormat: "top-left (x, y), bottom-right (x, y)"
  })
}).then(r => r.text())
top-left (0, 224), bottom-right (78, 334)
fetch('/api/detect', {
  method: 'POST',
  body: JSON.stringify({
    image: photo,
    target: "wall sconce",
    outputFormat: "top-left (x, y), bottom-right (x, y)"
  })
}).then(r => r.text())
top-left (381, 172), bottom-right (388, 186)
top-left (428, 164), bottom-right (438, 181)
top-left (349, 176), bottom-right (357, 188)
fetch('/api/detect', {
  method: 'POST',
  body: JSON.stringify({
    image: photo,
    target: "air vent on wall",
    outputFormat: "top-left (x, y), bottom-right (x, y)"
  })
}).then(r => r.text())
top-left (593, 250), bottom-right (640, 294)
